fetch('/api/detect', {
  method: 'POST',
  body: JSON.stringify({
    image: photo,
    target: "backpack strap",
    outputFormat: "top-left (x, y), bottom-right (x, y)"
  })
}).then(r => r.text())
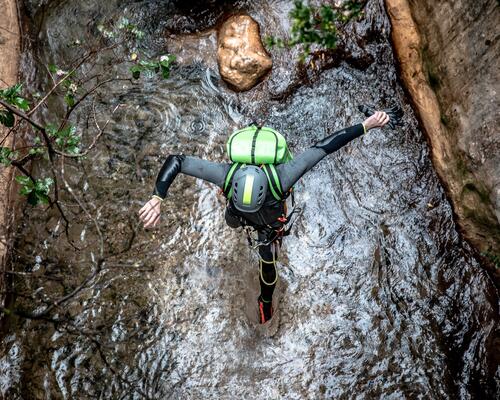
top-left (250, 126), bottom-right (262, 164)
top-left (262, 164), bottom-right (284, 201)
top-left (223, 162), bottom-right (243, 198)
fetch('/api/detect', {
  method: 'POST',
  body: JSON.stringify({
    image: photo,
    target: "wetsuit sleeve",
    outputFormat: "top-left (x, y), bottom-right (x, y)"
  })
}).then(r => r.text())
top-left (153, 155), bottom-right (230, 199)
top-left (277, 123), bottom-right (365, 192)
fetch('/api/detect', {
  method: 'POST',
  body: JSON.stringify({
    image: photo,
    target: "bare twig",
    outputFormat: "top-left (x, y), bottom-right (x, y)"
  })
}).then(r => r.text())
top-left (10, 158), bottom-right (36, 183)
top-left (60, 158), bottom-right (105, 258)
top-left (59, 78), bottom-right (129, 131)
top-left (28, 48), bottom-right (103, 117)
top-left (0, 307), bottom-right (62, 323)
top-left (0, 257), bottom-right (103, 320)
top-left (52, 100), bottom-right (123, 161)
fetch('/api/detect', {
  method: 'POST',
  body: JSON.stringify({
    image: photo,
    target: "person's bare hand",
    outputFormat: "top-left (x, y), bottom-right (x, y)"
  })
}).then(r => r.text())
top-left (363, 111), bottom-right (390, 131)
top-left (139, 197), bottom-right (162, 228)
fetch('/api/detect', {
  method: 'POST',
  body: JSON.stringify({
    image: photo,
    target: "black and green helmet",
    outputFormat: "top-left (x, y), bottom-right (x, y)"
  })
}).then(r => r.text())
top-left (230, 165), bottom-right (268, 213)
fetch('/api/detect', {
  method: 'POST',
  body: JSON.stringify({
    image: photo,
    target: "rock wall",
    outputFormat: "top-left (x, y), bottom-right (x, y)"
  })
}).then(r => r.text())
top-left (0, 0), bottom-right (21, 304)
top-left (385, 0), bottom-right (500, 279)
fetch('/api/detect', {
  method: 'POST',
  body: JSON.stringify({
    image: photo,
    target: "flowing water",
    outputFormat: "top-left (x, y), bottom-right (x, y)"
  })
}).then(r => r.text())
top-left (1, 0), bottom-right (498, 399)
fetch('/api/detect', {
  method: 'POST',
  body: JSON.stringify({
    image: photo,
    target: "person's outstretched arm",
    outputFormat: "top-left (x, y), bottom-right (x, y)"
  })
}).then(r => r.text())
top-left (277, 111), bottom-right (390, 192)
top-left (139, 155), bottom-right (230, 228)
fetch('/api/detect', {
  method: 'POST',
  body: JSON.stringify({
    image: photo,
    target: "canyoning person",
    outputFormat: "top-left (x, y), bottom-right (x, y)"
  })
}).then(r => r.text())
top-left (139, 107), bottom-right (401, 324)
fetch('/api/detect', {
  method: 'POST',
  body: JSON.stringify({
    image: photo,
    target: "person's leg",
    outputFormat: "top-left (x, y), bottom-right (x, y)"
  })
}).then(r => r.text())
top-left (258, 242), bottom-right (277, 302)
top-left (257, 231), bottom-right (277, 323)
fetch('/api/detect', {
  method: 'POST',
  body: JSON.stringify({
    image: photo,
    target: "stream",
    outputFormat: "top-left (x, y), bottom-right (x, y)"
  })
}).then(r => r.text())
top-left (1, 0), bottom-right (498, 399)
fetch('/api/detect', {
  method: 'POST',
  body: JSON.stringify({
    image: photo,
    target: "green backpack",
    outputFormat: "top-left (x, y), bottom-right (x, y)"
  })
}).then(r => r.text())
top-left (223, 125), bottom-right (293, 201)
top-left (226, 125), bottom-right (293, 165)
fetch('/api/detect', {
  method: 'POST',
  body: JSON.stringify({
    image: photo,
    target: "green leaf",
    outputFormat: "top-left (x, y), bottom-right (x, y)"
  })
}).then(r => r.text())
top-left (64, 93), bottom-right (75, 107)
top-left (265, 36), bottom-right (276, 47)
top-left (138, 60), bottom-right (159, 69)
top-left (0, 84), bottom-right (30, 112)
top-left (29, 147), bottom-right (45, 156)
top-left (0, 83), bottom-right (22, 99)
top-left (130, 55), bottom-right (176, 80)
top-left (20, 177), bottom-right (53, 205)
top-left (66, 146), bottom-right (80, 155)
top-left (21, 186), bottom-right (34, 196)
top-left (14, 97), bottom-right (30, 111)
top-left (0, 147), bottom-right (18, 166)
top-left (160, 66), bottom-right (170, 79)
top-left (130, 65), bottom-right (141, 79)
top-left (118, 18), bottom-right (129, 28)
top-left (47, 124), bottom-right (80, 153)
top-left (48, 64), bottom-right (58, 73)
top-left (27, 192), bottom-right (39, 205)
top-left (35, 177), bottom-right (54, 193)
top-left (16, 175), bottom-right (32, 186)
top-left (11, 83), bottom-right (23, 96)
top-left (35, 192), bottom-right (50, 205)
top-left (160, 54), bottom-right (176, 64)
top-left (46, 124), bottom-right (58, 137)
top-left (0, 110), bottom-right (15, 127)
top-left (134, 30), bottom-right (145, 40)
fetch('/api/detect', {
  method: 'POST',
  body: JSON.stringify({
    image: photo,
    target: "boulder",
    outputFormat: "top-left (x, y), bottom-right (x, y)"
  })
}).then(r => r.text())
top-left (217, 15), bottom-right (272, 91)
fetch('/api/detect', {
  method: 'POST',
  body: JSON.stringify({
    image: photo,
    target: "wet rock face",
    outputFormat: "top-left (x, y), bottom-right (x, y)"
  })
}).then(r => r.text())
top-left (390, 0), bottom-right (500, 261)
top-left (23, 0), bottom-right (239, 34)
top-left (0, 0), bottom-right (22, 306)
top-left (217, 15), bottom-right (273, 91)
top-left (136, 0), bottom-right (240, 34)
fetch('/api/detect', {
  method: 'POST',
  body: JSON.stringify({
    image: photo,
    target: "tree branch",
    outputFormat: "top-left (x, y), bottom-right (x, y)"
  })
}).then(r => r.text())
top-left (0, 99), bottom-right (45, 131)
top-left (28, 49), bottom-right (101, 117)
top-left (58, 78), bottom-right (129, 131)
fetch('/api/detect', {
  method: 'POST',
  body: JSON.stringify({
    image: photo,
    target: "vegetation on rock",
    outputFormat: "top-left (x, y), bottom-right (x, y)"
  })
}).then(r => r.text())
top-left (266, 0), bottom-right (366, 60)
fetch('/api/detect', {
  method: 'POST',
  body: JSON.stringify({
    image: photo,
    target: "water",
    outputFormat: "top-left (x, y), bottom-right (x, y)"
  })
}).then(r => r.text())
top-left (1, 0), bottom-right (498, 399)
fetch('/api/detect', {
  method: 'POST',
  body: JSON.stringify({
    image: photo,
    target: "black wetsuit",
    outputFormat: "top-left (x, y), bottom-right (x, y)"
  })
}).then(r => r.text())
top-left (153, 123), bottom-right (365, 304)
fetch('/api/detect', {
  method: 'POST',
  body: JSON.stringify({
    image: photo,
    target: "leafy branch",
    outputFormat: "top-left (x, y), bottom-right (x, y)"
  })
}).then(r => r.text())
top-left (0, 14), bottom-right (177, 359)
top-left (0, 16), bottom-right (176, 207)
top-left (15, 176), bottom-right (53, 205)
top-left (0, 84), bottom-right (30, 127)
top-left (266, 0), bottom-right (366, 61)
top-left (130, 54), bottom-right (176, 79)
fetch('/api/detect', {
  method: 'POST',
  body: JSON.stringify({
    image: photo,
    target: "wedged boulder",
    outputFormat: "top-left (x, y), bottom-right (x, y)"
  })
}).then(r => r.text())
top-left (217, 15), bottom-right (272, 91)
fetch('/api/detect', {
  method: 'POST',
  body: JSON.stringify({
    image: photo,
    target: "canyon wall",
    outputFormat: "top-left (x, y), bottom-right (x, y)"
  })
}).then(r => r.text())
top-left (0, 0), bottom-right (21, 303)
top-left (385, 0), bottom-right (500, 281)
